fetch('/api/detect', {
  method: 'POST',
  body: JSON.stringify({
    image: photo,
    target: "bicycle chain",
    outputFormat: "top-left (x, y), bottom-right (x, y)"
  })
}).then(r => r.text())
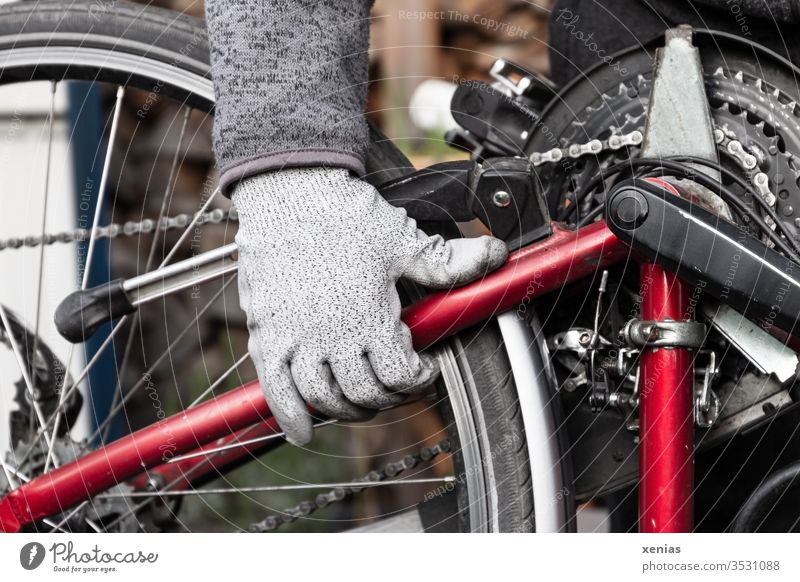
top-left (248, 438), bottom-right (451, 533)
top-left (0, 207), bottom-right (239, 251)
top-left (0, 128), bottom-right (771, 253)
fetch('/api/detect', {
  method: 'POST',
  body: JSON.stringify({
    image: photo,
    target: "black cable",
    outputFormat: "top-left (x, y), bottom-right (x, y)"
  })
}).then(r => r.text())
top-left (577, 204), bottom-right (604, 227)
top-left (631, 158), bottom-right (800, 262)
top-left (571, 157), bottom-right (800, 261)
top-left (665, 155), bottom-right (800, 257)
top-left (559, 159), bottom-right (640, 222)
top-left (561, 155), bottom-right (800, 263)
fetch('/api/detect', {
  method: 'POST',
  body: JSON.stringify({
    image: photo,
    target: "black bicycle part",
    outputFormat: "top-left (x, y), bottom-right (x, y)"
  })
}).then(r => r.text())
top-left (449, 80), bottom-right (541, 156)
top-left (731, 460), bottom-right (800, 532)
top-left (606, 178), bottom-right (800, 332)
top-left (1, 309), bottom-right (82, 448)
top-left (54, 279), bottom-right (136, 344)
top-left (528, 29), bottom-right (800, 236)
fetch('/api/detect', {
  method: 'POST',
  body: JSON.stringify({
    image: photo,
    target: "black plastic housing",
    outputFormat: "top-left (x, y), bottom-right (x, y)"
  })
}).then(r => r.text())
top-left (606, 179), bottom-right (800, 332)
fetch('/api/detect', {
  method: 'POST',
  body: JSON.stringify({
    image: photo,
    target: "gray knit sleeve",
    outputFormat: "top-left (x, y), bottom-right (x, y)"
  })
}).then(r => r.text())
top-left (205, 0), bottom-right (374, 195)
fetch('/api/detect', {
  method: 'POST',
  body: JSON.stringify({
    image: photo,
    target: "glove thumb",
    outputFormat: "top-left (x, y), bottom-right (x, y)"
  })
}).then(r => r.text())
top-left (400, 233), bottom-right (508, 288)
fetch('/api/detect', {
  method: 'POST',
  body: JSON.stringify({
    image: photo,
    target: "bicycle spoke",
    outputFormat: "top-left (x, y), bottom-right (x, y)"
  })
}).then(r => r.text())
top-left (80, 85), bottom-right (125, 289)
top-left (187, 353), bottom-right (250, 408)
top-left (160, 186), bottom-right (220, 267)
top-left (100, 105), bottom-right (192, 444)
top-left (45, 86), bottom-right (126, 471)
top-left (83, 277), bottom-right (236, 448)
top-left (24, 238), bottom-right (234, 467)
top-left (95, 477), bottom-right (456, 497)
top-left (146, 105), bottom-right (191, 270)
top-left (62, 419), bottom-right (270, 532)
top-left (2, 463), bottom-right (74, 533)
top-left (30, 81), bottom-right (58, 395)
top-left (167, 420), bottom-right (339, 464)
top-left (45, 186), bottom-right (227, 459)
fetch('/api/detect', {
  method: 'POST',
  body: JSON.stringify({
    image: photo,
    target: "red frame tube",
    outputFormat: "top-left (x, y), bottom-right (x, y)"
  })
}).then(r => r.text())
top-left (129, 418), bottom-right (282, 492)
top-left (638, 263), bottom-right (695, 532)
top-left (0, 380), bottom-right (270, 532)
top-left (0, 220), bottom-right (626, 532)
top-left (405, 220), bottom-right (628, 349)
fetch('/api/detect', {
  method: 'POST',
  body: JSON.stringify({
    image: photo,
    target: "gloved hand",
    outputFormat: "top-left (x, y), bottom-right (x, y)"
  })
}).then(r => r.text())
top-left (233, 167), bottom-right (508, 445)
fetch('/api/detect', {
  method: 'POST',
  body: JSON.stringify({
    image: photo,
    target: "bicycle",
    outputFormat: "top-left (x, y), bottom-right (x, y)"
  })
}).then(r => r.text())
top-left (2, 1), bottom-right (800, 534)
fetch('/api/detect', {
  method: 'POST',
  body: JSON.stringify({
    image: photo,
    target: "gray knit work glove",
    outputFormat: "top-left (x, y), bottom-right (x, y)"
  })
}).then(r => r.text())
top-left (233, 167), bottom-right (508, 445)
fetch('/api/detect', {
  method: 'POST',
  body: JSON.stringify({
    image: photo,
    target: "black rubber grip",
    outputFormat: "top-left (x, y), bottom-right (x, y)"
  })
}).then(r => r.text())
top-left (54, 278), bottom-right (136, 343)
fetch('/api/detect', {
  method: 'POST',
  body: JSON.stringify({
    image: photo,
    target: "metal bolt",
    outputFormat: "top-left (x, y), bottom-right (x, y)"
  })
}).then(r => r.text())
top-left (579, 332), bottom-right (592, 346)
top-left (492, 190), bottom-right (512, 207)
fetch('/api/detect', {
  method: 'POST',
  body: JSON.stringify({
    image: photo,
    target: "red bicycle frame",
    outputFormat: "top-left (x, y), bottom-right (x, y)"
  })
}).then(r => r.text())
top-left (0, 219), bottom-right (691, 533)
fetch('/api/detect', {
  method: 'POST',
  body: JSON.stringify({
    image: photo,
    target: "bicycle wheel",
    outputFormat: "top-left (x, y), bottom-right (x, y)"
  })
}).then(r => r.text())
top-left (0, 0), bottom-right (565, 533)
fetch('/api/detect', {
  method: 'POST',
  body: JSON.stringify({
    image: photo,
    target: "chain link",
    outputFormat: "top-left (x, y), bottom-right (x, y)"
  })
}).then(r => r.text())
top-left (529, 130), bottom-right (644, 167)
top-left (0, 207), bottom-right (238, 251)
top-left (248, 439), bottom-right (451, 533)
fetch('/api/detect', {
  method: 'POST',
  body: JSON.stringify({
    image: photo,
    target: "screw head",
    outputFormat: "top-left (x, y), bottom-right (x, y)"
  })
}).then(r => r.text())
top-left (492, 190), bottom-right (512, 207)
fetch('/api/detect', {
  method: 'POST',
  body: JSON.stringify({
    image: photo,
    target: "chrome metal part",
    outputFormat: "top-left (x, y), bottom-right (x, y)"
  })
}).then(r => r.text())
top-left (621, 319), bottom-right (707, 349)
top-left (701, 302), bottom-right (798, 383)
top-left (122, 243), bottom-right (239, 306)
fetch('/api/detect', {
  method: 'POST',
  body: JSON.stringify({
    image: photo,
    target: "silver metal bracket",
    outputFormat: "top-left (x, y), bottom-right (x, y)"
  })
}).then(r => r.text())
top-left (641, 25), bottom-right (719, 179)
top-left (489, 58), bottom-right (534, 96)
top-left (701, 301), bottom-right (799, 384)
top-left (621, 319), bottom-right (706, 349)
top-left (695, 351), bottom-right (721, 428)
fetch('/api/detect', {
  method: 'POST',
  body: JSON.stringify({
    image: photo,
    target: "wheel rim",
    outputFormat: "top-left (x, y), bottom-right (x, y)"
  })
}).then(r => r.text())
top-left (0, 41), bottom-right (511, 532)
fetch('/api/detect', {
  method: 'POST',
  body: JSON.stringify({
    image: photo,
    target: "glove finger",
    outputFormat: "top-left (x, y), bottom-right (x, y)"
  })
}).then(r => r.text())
top-left (240, 267), bottom-right (313, 446)
top-left (367, 324), bottom-right (439, 394)
top-left (330, 350), bottom-right (406, 409)
top-left (400, 233), bottom-right (508, 288)
top-left (290, 353), bottom-right (374, 421)
top-left (260, 360), bottom-right (313, 447)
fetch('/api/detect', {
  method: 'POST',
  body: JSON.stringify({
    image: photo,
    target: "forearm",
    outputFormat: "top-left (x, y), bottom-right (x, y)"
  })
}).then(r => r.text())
top-left (205, 0), bottom-right (374, 194)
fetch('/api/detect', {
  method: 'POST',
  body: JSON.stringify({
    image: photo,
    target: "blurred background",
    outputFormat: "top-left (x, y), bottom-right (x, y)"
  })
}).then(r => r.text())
top-left (0, 0), bottom-right (558, 531)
